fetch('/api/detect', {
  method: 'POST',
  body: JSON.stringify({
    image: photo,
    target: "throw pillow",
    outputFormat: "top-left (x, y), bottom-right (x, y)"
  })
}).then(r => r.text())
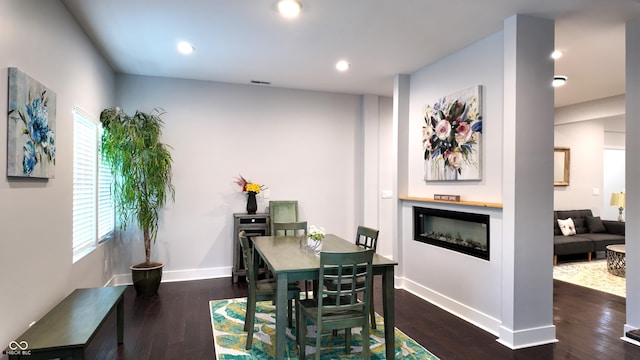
top-left (585, 216), bottom-right (607, 233)
top-left (557, 218), bottom-right (576, 236)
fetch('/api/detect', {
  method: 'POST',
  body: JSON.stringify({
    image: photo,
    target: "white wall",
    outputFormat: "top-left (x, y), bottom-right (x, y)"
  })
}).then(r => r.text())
top-left (401, 31), bottom-right (505, 332)
top-left (0, 0), bottom-right (115, 349)
top-left (554, 120), bottom-right (605, 212)
top-left (108, 75), bottom-right (393, 279)
top-left (553, 94), bottom-right (627, 215)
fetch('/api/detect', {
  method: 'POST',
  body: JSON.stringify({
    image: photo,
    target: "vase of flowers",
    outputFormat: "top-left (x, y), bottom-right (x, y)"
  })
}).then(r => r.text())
top-left (306, 225), bottom-right (326, 254)
top-left (235, 175), bottom-right (266, 214)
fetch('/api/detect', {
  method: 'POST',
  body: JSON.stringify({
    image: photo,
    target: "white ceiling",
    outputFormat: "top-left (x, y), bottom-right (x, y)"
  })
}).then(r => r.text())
top-left (62, 0), bottom-right (640, 108)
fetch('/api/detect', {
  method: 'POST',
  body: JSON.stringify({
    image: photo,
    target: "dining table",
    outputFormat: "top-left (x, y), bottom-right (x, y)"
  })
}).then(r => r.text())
top-left (252, 233), bottom-right (398, 359)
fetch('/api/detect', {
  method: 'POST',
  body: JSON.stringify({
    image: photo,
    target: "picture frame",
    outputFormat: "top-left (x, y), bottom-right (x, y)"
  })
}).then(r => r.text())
top-left (554, 147), bottom-right (570, 186)
top-left (422, 85), bottom-right (482, 181)
top-left (7, 67), bottom-right (57, 178)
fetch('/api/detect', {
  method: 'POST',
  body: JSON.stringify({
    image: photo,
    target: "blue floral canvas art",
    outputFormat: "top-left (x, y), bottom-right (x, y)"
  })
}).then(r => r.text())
top-left (422, 85), bottom-right (482, 181)
top-left (7, 67), bottom-right (57, 178)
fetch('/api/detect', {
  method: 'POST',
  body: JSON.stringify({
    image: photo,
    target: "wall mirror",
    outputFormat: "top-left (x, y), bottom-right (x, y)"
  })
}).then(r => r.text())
top-left (554, 147), bottom-right (570, 186)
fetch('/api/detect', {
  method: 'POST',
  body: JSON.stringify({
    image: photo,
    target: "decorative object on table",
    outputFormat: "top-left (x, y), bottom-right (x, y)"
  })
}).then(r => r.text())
top-left (100, 107), bottom-right (175, 296)
top-left (610, 192), bottom-right (625, 222)
top-left (235, 175), bottom-right (266, 214)
top-left (303, 225), bottom-right (326, 254)
top-left (7, 67), bottom-right (57, 178)
top-left (422, 85), bottom-right (482, 181)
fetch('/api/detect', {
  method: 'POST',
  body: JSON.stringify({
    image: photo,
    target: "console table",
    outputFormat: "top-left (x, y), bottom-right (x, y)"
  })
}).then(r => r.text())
top-left (232, 213), bottom-right (270, 283)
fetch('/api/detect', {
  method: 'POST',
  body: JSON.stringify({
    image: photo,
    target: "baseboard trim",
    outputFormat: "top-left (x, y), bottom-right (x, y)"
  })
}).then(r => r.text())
top-left (497, 324), bottom-right (558, 349)
top-left (107, 266), bottom-right (232, 286)
top-left (400, 276), bottom-right (501, 336)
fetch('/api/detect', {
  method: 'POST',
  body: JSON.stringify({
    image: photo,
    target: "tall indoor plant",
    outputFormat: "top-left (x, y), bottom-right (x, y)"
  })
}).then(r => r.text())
top-left (100, 107), bottom-right (175, 296)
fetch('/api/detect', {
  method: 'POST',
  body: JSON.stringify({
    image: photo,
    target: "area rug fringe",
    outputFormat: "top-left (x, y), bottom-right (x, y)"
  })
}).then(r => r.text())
top-left (209, 297), bottom-right (439, 360)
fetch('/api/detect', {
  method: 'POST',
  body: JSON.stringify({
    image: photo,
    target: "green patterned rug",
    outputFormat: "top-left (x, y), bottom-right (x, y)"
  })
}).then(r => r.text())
top-left (209, 297), bottom-right (439, 359)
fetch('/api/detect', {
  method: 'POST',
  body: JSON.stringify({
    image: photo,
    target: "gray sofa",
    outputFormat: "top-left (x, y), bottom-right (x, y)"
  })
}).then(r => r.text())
top-left (554, 209), bottom-right (625, 265)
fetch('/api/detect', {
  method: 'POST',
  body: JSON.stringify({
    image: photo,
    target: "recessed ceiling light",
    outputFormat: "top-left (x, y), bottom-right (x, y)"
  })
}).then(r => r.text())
top-left (177, 41), bottom-right (195, 55)
top-left (278, 0), bottom-right (302, 18)
top-left (552, 75), bottom-right (567, 87)
top-left (551, 50), bottom-right (563, 59)
top-left (336, 60), bottom-right (350, 72)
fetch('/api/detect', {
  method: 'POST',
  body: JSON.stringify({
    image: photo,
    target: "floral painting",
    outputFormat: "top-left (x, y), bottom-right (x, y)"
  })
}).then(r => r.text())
top-left (7, 68), bottom-right (56, 178)
top-left (422, 85), bottom-right (482, 181)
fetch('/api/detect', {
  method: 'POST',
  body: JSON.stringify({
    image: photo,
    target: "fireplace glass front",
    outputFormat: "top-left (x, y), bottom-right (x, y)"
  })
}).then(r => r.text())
top-left (413, 206), bottom-right (490, 260)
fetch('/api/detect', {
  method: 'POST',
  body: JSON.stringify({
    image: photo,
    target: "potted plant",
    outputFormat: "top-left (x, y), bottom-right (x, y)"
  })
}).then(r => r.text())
top-left (100, 107), bottom-right (175, 296)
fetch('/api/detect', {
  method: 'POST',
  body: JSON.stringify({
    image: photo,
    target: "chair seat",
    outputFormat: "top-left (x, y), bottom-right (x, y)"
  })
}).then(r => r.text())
top-left (255, 279), bottom-right (300, 297)
top-left (298, 298), bottom-right (366, 323)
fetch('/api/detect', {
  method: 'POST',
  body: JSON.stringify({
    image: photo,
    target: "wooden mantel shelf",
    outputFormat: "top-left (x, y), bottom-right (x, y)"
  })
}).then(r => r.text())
top-left (399, 195), bottom-right (503, 209)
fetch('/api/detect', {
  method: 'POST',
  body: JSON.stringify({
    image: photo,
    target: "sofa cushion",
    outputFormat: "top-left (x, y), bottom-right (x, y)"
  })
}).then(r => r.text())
top-left (553, 235), bottom-right (593, 255)
top-left (585, 216), bottom-right (606, 233)
top-left (573, 217), bottom-right (588, 234)
top-left (581, 233), bottom-right (625, 252)
top-left (557, 218), bottom-right (576, 236)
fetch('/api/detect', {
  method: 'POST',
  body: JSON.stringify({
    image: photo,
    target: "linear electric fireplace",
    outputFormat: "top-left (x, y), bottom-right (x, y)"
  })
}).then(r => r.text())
top-left (413, 206), bottom-right (490, 260)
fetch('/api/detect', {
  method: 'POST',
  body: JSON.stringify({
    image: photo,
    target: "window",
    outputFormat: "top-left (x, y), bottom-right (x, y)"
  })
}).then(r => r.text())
top-left (72, 107), bottom-right (114, 262)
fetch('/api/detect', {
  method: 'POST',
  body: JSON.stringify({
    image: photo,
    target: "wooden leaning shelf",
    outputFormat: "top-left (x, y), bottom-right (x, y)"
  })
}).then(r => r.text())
top-left (399, 195), bottom-right (503, 209)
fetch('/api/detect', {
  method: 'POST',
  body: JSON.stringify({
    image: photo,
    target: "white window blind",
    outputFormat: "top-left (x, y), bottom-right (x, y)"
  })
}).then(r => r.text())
top-left (72, 107), bottom-right (114, 263)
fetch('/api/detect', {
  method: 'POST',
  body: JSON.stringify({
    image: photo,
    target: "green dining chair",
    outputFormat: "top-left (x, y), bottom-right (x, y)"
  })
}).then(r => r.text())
top-left (296, 249), bottom-right (374, 360)
top-left (239, 231), bottom-right (300, 350)
top-left (272, 221), bottom-right (308, 237)
top-left (325, 226), bottom-right (380, 329)
top-left (273, 221), bottom-right (312, 298)
top-left (269, 200), bottom-right (299, 235)
top-left (355, 226), bottom-right (379, 329)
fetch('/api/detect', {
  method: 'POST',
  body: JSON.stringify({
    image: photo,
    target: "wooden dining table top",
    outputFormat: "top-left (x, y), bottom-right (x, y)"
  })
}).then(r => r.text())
top-left (252, 233), bottom-right (397, 274)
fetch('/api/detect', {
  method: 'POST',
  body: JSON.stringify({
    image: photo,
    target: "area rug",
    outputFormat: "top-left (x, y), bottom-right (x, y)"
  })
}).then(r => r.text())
top-left (553, 259), bottom-right (626, 297)
top-left (209, 297), bottom-right (439, 360)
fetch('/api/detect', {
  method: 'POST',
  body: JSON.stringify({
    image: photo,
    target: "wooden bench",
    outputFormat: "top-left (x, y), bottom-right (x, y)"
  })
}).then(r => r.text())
top-left (3, 286), bottom-right (126, 360)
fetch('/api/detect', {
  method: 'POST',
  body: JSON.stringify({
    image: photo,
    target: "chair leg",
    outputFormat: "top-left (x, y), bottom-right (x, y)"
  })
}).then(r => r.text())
top-left (369, 298), bottom-right (376, 330)
top-left (244, 293), bottom-right (254, 332)
top-left (288, 299), bottom-right (293, 328)
top-left (315, 323), bottom-right (322, 360)
top-left (298, 307), bottom-right (307, 360)
top-left (304, 281), bottom-right (310, 299)
top-left (362, 322), bottom-right (370, 359)
top-left (345, 328), bottom-right (351, 354)
top-left (245, 299), bottom-right (255, 350)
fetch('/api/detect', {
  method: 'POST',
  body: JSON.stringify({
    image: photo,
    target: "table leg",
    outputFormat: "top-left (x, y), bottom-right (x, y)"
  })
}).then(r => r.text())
top-left (275, 272), bottom-right (288, 360)
top-left (117, 296), bottom-right (124, 344)
top-left (382, 266), bottom-right (395, 359)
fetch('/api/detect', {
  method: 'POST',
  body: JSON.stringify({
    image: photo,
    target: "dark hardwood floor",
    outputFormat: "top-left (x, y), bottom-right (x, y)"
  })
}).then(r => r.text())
top-left (84, 276), bottom-right (640, 359)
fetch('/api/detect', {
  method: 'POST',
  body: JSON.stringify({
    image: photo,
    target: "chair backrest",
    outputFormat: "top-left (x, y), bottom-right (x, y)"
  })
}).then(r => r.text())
top-left (355, 225), bottom-right (379, 251)
top-left (317, 250), bottom-right (374, 325)
top-left (272, 221), bottom-right (308, 237)
top-left (238, 231), bottom-right (257, 285)
top-left (269, 200), bottom-right (298, 235)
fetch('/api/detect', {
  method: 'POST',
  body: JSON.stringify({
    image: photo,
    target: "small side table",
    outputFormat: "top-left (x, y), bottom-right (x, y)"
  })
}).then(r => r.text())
top-left (232, 213), bottom-right (270, 283)
top-left (606, 244), bottom-right (626, 277)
